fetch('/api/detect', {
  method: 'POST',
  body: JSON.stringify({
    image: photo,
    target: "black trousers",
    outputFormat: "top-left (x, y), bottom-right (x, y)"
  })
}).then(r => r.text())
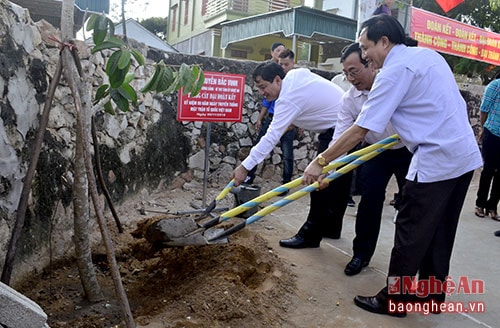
top-left (353, 147), bottom-right (412, 261)
top-left (475, 127), bottom-right (500, 212)
top-left (297, 128), bottom-right (353, 242)
top-left (386, 170), bottom-right (474, 302)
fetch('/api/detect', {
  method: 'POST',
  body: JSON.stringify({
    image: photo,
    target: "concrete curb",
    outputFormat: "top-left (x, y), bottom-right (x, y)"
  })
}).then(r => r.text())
top-left (0, 282), bottom-right (49, 328)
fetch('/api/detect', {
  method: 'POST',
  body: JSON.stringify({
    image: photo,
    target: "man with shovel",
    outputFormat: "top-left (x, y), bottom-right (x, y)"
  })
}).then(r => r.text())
top-left (303, 14), bottom-right (482, 316)
top-left (232, 61), bottom-right (352, 248)
top-left (336, 42), bottom-right (412, 276)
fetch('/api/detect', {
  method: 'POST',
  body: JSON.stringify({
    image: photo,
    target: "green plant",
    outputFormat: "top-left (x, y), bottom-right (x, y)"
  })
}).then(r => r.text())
top-left (86, 14), bottom-right (204, 114)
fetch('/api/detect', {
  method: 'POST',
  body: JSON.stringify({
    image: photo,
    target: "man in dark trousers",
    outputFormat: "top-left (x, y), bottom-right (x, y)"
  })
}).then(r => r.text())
top-left (334, 43), bottom-right (412, 276)
top-left (303, 15), bottom-right (482, 316)
top-left (232, 62), bottom-right (352, 248)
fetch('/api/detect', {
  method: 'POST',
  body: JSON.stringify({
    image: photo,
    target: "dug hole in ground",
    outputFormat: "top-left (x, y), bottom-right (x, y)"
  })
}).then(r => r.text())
top-left (18, 169), bottom-right (498, 328)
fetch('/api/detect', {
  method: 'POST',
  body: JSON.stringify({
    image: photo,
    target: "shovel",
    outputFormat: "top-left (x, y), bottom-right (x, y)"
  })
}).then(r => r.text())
top-left (207, 138), bottom-right (401, 241)
top-left (147, 135), bottom-right (400, 247)
top-left (199, 179), bottom-right (235, 218)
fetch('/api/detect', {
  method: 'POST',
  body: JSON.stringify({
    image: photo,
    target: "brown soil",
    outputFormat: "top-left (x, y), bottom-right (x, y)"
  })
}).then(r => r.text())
top-left (17, 184), bottom-right (298, 328)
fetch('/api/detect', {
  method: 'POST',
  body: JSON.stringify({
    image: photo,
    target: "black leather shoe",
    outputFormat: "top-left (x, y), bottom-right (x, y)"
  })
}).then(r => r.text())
top-left (344, 257), bottom-right (369, 276)
top-left (354, 295), bottom-right (406, 317)
top-left (495, 230), bottom-right (500, 237)
top-left (279, 235), bottom-right (320, 249)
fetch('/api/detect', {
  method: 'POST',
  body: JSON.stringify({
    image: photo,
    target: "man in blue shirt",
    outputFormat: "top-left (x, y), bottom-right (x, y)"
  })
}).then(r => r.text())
top-left (475, 74), bottom-right (500, 228)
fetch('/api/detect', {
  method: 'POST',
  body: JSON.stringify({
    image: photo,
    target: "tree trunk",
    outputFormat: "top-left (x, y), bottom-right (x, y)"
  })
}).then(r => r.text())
top-left (73, 80), bottom-right (103, 302)
top-left (61, 1), bottom-right (135, 326)
top-left (60, 0), bottom-right (103, 303)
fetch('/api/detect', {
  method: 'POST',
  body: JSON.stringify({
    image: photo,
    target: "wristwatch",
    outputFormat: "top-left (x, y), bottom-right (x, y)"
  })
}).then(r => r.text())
top-left (316, 154), bottom-right (328, 167)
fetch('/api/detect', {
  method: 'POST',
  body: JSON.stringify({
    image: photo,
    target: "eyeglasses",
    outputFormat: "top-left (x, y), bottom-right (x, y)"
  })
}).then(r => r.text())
top-left (342, 67), bottom-right (364, 79)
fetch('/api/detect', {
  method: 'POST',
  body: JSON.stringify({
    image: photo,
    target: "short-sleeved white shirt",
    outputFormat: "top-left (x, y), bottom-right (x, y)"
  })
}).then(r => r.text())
top-left (355, 45), bottom-right (482, 182)
top-left (242, 68), bottom-right (345, 170)
top-left (333, 86), bottom-right (402, 148)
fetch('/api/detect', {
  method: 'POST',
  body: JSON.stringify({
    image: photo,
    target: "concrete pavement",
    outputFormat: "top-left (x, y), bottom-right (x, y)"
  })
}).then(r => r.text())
top-left (250, 169), bottom-right (498, 328)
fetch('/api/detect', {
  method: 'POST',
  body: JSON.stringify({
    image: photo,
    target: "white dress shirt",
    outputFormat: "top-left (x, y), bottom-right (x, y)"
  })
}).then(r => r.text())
top-left (355, 44), bottom-right (482, 182)
top-left (242, 68), bottom-right (345, 171)
top-left (333, 86), bottom-right (403, 148)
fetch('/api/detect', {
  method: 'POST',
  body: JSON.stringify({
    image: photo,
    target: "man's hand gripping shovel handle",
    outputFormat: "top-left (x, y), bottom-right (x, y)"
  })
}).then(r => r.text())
top-left (207, 136), bottom-right (401, 241)
top-left (187, 135), bottom-right (400, 238)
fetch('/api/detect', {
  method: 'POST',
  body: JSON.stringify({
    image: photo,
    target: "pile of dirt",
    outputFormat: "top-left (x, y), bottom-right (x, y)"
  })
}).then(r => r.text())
top-left (18, 216), bottom-right (297, 328)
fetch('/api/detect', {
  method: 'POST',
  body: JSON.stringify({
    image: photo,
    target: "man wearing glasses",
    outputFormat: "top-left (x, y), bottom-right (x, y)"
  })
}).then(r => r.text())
top-left (303, 14), bottom-right (482, 317)
top-left (335, 43), bottom-right (412, 276)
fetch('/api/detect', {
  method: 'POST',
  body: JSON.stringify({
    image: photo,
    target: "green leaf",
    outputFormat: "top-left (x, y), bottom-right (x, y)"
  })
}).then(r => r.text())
top-left (117, 50), bottom-right (131, 70)
top-left (178, 63), bottom-right (191, 87)
top-left (86, 14), bottom-right (99, 31)
top-left (109, 68), bottom-right (128, 89)
top-left (110, 89), bottom-right (130, 112)
top-left (93, 29), bottom-right (107, 46)
top-left (93, 15), bottom-right (109, 45)
top-left (191, 68), bottom-right (205, 97)
top-left (106, 17), bottom-right (115, 36)
top-left (94, 84), bottom-right (109, 103)
top-left (118, 84), bottom-right (138, 106)
top-left (123, 73), bottom-right (135, 85)
top-left (106, 51), bottom-right (122, 76)
top-left (104, 101), bottom-right (115, 115)
top-left (130, 49), bottom-right (145, 66)
top-left (106, 51), bottom-right (130, 88)
top-left (91, 39), bottom-right (125, 54)
top-left (108, 36), bottom-right (126, 46)
top-left (163, 72), bottom-right (180, 94)
top-left (179, 66), bottom-right (205, 96)
top-left (140, 62), bottom-right (164, 93)
top-left (156, 66), bottom-right (173, 92)
top-left (97, 14), bottom-right (108, 31)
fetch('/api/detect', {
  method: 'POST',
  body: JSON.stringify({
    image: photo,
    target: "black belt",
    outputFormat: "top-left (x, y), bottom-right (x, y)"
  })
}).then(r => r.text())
top-left (318, 127), bottom-right (334, 135)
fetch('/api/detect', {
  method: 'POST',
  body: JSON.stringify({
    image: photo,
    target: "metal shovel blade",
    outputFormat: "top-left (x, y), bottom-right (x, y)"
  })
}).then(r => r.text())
top-left (145, 216), bottom-right (228, 247)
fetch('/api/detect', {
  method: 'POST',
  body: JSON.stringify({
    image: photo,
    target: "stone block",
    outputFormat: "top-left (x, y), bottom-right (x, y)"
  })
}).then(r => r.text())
top-left (0, 282), bottom-right (49, 328)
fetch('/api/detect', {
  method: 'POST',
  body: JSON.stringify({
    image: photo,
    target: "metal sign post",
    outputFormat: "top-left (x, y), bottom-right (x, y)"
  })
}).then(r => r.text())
top-left (202, 122), bottom-right (211, 207)
top-left (177, 72), bottom-right (246, 209)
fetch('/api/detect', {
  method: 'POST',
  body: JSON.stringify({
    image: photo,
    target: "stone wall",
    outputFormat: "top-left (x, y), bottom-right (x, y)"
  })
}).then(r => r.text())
top-left (0, 0), bottom-right (484, 284)
top-left (0, 0), bottom-right (327, 283)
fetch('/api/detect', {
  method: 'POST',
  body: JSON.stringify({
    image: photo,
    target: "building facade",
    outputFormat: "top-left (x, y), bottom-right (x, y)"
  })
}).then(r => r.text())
top-left (167, 0), bottom-right (311, 58)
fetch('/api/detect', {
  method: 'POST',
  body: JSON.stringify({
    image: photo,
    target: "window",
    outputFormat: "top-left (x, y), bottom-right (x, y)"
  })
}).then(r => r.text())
top-left (269, 0), bottom-right (289, 11)
top-left (231, 0), bottom-right (248, 12)
top-left (201, 0), bottom-right (207, 16)
top-left (171, 4), bottom-right (178, 31)
top-left (231, 50), bottom-right (248, 58)
top-left (184, 0), bottom-right (189, 25)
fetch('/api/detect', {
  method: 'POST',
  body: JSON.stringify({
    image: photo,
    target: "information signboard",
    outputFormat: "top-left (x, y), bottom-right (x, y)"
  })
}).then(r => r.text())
top-left (177, 72), bottom-right (246, 122)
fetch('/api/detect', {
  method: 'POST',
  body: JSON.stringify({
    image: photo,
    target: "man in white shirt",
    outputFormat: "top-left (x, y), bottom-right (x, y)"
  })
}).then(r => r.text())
top-left (232, 61), bottom-right (351, 248)
top-left (335, 43), bottom-right (412, 276)
top-left (303, 14), bottom-right (482, 316)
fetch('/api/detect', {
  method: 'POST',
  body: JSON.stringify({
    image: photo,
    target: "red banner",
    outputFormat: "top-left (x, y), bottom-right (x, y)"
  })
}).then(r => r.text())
top-left (410, 7), bottom-right (500, 66)
top-left (177, 72), bottom-right (246, 122)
